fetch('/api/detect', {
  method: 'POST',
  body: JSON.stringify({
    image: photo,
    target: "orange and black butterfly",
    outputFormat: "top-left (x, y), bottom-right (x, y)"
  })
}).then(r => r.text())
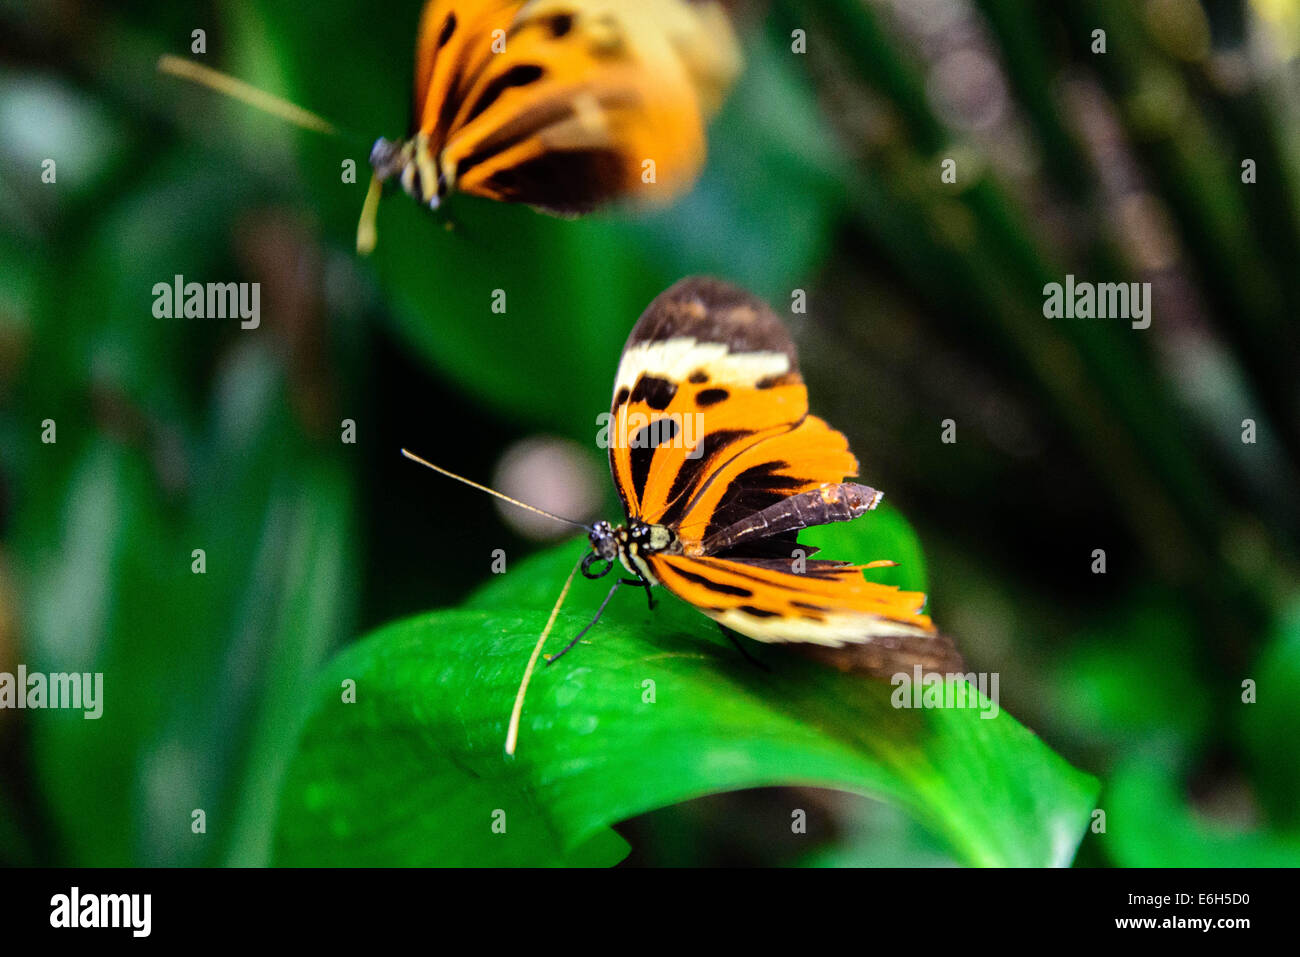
top-left (587, 277), bottom-right (958, 673)
top-left (159, 0), bottom-right (740, 252)
top-left (402, 277), bottom-right (963, 750)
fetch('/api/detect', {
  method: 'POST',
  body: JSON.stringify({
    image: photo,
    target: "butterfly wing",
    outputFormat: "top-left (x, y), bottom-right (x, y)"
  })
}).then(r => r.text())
top-left (647, 553), bottom-right (961, 675)
top-left (412, 0), bottom-right (740, 212)
top-left (610, 277), bottom-right (961, 674)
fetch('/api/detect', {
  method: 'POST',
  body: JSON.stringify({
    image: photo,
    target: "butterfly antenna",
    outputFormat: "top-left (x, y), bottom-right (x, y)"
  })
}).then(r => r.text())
top-left (159, 55), bottom-right (390, 253)
top-left (504, 553), bottom-right (584, 756)
top-left (157, 55), bottom-right (364, 142)
top-left (399, 449), bottom-right (589, 530)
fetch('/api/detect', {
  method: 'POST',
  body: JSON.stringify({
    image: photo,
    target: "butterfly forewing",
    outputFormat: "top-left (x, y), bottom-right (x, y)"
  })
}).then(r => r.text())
top-left (414, 1), bottom-right (515, 135)
top-left (609, 278), bottom-right (857, 535)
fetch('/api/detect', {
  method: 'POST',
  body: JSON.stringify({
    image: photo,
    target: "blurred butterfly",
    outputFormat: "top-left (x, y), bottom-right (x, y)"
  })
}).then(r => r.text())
top-left (159, 0), bottom-right (740, 253)
top-left (402, 277), bottom-right (964, 754)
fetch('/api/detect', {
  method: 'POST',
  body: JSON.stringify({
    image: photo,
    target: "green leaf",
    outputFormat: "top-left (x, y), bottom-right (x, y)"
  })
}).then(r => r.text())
top-left (276, 515), bottom-right (1097, 867)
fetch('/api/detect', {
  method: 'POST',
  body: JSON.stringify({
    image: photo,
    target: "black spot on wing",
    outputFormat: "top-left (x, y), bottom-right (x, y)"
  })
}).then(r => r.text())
top-left (547, 13), bottom-right (573, 37)
top-left (738, 605), bottom-right (781, 619)
top-left (438, 12), bottom-right (457, 48)
top-left (630, 375), bottom-right (677, 411)
top-left (612, 386), bottom-right (630, 412)
top-left (688, 369), bottom-right (709, 384)
top-left (695, 388), bottom-right (728, 407)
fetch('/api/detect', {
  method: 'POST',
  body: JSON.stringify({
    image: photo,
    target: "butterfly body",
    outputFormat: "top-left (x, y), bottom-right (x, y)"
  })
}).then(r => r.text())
top-left (591, 277), bottom-right (964, 676)
top-left (587, 518), bottom-right (678, 581)
top-left (587, 482), bottom-right (884, 582)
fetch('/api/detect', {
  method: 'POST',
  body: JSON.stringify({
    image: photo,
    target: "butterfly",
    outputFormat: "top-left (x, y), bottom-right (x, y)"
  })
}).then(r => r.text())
top-left (159, 0), bottom-right (741, 253)
top-left (588, 276), bottom-right (960, 672)
top-left (402, 277), bottom-right (964, 753)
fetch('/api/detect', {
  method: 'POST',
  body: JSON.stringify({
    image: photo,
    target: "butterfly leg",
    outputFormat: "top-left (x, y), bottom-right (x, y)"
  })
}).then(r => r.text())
top-left (716, 623), bottom-right (771, 672)
top-left (545, 581), bottom-right (622, 666)
top-left (620, 576), bottom-right (656, 611)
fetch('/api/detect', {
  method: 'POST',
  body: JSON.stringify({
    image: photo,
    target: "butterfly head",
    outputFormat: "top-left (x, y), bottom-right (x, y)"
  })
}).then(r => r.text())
top-left (369, 134), bottom-right (448, 210)
top-left (582, 520), bottom-right (620, 579)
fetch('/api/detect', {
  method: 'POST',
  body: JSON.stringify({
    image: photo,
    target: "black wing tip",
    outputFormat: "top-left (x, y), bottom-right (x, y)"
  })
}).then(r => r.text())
top-left (629, 276), bottom-right (799, 370)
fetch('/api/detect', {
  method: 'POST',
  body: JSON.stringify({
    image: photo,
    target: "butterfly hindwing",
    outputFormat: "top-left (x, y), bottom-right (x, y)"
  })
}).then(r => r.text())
top-left (649, 553), bottom-right (963, 676)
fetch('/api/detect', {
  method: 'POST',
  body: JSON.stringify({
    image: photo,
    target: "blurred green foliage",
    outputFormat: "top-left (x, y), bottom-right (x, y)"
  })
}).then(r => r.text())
top-left (2, 0), bottom-right (1299, 866)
